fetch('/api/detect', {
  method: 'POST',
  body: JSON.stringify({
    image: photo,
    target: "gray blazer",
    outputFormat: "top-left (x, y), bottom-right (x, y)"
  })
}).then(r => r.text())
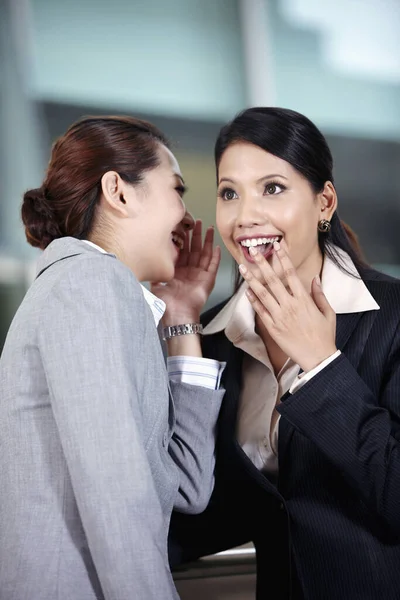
top-left (0, 238), bottom-right (223, 600)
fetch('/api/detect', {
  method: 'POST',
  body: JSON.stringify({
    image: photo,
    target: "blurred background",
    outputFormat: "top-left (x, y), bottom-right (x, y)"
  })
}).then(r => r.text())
top-left (0, 1), bottom-right (399, 597)
top-left (1, 0), bottom-right (400, 348)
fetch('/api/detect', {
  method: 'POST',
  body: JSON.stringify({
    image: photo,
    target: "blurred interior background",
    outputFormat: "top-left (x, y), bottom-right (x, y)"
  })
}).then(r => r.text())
top-left (1, 0), bottom-right (399, 348)
top-left (0, 1), bottom-right (399, 597)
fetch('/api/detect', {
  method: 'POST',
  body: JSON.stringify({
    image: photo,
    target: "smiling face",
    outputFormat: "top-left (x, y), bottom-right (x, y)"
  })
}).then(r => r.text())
top-left (101, 144), bottom-right (194, 282)
top-left (216, 142), bottom-right (336, 288)
top-left (132, 145), bottom-right (194, 282)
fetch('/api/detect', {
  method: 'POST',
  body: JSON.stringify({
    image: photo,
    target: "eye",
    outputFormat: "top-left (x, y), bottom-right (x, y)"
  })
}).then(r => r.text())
top-left (175, 185), bottom-right (186, 198)
top-left (264, 182), bottom-right (286, 195)
top-left (218, 187), bottom-right (238, 201)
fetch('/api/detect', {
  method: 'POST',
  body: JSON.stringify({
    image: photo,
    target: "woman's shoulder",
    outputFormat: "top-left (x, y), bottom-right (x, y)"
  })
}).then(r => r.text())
top-left (39, 239), bottom-right (139, 290)
top-left (69, 251), bottom-right (137, 285)
top-left (33, 241), bottom-right (146, 315)
top-left (362, 266), bottom-right (400, 298)
top-left (361, 268), bottom-right (400, 332)
top-left (362, 266), bottom-right (400, 284)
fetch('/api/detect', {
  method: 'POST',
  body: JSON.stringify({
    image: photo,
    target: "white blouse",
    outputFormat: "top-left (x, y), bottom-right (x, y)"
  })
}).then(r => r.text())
top-left (203, 246), bottom-right (380, 473)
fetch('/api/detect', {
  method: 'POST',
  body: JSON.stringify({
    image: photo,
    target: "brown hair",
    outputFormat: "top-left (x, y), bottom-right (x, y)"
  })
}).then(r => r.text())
top-left (21, 116), bottom-right (169, 249)
top-left (340, 220), bottom-right (365, 261)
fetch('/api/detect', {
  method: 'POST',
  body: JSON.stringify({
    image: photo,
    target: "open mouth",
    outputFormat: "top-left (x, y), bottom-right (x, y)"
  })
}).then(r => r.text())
top-left (171, 232), bottom-right (185, 252)
top-left (239, 236), bottom-right (282, 261)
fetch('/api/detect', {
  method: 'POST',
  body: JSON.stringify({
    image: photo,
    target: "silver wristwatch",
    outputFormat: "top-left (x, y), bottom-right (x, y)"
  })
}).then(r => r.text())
top-left (162, 323), bottom-right (203, 340)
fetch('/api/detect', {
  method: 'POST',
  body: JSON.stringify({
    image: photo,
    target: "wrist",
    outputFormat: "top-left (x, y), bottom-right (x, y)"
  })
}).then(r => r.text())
top-left (162, 323), bottom-right (203, 341)
top-left (165, 333), bottom-right (203, 358)
top-left (299, 348), bottom-right (338, 373)
top-left (162, 313), bottom-right (200, 327)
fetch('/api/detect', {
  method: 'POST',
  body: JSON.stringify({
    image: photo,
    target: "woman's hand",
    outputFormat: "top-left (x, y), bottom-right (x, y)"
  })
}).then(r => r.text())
top-left (240, 241), bottom-right (337, 373)
top-left (151, 220), bottom-right (221, 325)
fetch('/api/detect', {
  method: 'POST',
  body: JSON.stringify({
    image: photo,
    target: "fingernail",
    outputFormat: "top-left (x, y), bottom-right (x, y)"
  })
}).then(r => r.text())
top-left (249, 246), bottom-right (258, 256)
top-left (273, 241), bottom-right (281, 251)
top-left (245, 289), bottom-right (254, 301)
top-left (315, 275), bottom-right (321, 286)
top-left (239, 264), bottom-right (247, 275)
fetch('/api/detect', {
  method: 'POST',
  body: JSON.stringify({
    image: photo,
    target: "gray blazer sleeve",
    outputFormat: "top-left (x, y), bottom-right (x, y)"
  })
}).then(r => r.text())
top-left (168, 381), bottom-right (223, 514)
top-left (38, 256), bottom-right (177, 600)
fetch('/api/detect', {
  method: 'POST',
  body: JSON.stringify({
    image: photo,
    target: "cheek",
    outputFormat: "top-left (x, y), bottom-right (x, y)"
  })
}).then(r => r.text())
top-left (275, 204), bottom-right (301, 229)
top-left (278, 205), bottom-right (317, 242)
top-left (216, 205), bottom-right (234, 241)
top-left (166, 195), bottom-right (185, 225)
top-left (281, 219), bottom-right (319, 270)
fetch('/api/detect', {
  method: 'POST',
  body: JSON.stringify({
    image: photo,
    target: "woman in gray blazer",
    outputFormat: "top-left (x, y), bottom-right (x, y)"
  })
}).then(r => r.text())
top-left (0, 116), bottom-right (224, 600)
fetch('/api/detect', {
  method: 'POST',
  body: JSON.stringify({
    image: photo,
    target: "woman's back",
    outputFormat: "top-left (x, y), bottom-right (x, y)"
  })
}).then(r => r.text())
top-left (0, 238), bottom-right (178, 600)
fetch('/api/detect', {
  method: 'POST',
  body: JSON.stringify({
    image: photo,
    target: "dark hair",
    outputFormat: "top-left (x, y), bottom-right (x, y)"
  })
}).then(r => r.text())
top-left (21, 116), bottom-right (169, 249)
top-left (215, 107), bottom-right (367, 289)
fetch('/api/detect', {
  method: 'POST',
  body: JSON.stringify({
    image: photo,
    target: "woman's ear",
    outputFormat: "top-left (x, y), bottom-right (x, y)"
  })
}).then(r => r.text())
top-left (318, 181), bottom-right (337, 221)
top-left (100, 171), bottom-right (130, 217)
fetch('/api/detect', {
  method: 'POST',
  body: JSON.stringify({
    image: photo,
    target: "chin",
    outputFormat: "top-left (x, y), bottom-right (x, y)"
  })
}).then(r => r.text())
top-left (153, 266), bottom-right (174, 283)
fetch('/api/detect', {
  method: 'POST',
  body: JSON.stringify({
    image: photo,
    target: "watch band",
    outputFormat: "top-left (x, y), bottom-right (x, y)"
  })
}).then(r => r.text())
top-left (162, 322), bottom-right (203, 340)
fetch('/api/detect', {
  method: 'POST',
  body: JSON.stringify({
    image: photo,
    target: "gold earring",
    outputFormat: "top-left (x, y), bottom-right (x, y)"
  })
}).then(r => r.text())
top-left (318, 219), bottom-right (331, 233)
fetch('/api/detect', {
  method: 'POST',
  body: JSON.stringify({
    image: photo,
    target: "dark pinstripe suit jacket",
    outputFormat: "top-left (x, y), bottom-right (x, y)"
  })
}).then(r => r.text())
top-left (169, 268), bottom-right (400, 600)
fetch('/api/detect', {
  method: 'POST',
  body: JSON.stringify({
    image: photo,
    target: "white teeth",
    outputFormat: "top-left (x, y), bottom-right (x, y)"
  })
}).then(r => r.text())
top-left (240, 236), bottom-right (280, 247)
top-left (172, 235), bottom-right (184, 250)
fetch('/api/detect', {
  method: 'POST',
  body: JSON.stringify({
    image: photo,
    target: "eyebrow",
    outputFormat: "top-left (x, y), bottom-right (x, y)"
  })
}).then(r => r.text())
top-left (218, 174), bottom-right (289, 185)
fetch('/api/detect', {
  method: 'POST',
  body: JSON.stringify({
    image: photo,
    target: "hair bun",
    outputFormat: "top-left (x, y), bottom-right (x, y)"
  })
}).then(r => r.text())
top-left (21, 186), bottom-right (61, 249)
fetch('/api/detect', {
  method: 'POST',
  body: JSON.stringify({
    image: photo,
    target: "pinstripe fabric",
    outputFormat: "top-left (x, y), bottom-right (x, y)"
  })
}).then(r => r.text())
top-left (169, 268), bottom-right (400, 600)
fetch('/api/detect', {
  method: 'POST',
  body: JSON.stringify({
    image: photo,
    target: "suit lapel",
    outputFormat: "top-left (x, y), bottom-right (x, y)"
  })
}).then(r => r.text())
top-left (335, 312), bottom-right (364, 352)
top-left (204, 333), bottom-right (282, 494)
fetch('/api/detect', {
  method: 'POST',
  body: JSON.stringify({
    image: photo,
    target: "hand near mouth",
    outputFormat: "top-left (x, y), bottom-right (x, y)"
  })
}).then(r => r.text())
top-left (151, 220), bottom-right (221, 324)
top-left (239, 241), bottom-right (337, 373)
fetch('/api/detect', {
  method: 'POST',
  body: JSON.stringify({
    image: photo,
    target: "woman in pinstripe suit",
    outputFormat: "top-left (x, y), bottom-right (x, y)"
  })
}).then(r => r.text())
top-left (170, 107), bottom-right (400, 599)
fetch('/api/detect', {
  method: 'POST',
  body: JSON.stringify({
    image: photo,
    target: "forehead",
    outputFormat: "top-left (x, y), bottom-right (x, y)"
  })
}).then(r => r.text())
top-left (219, 142), bottom-right (294, 179)
top-left (157, 144), bottom-right (182, 179)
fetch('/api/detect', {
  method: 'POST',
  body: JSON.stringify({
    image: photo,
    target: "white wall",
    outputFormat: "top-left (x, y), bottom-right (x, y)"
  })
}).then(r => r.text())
top-left (268, 0), bottom-right (400, 140)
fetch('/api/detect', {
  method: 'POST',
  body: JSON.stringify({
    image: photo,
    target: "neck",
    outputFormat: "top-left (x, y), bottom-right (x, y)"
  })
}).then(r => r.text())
top-left (88, 234), bottom-right (145, 280)
top-left (295, 249), bottom-right (324, 294)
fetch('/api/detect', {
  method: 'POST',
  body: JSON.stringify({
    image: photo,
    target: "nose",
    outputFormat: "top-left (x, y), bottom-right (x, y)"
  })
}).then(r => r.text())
top-left (237, 195), bottom-right (266, 228)
top-left (181, 210), bottom-right (195, 231)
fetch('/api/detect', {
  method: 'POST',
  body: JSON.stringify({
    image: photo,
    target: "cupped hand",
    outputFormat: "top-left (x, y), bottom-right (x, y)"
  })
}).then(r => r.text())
top-left (151, 220), bottom-right (221, 324)
top-left (240, 241), bottom-right (337, 373)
